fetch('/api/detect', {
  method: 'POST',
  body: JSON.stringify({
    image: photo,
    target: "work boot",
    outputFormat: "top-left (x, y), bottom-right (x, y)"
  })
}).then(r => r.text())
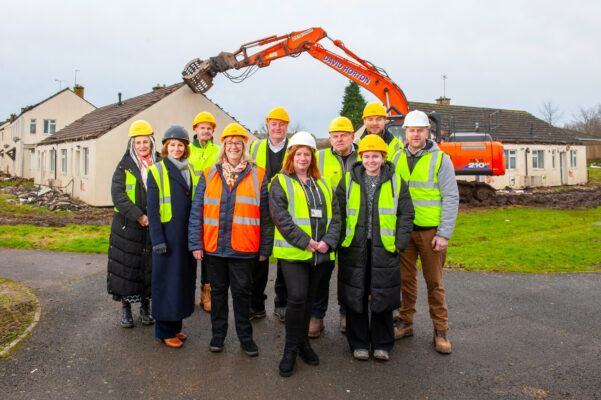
top-left (200, 284), bottom-right (211, 313)
top-left (120, 301), bottom-right (134, 328)
top-left (278, 350), bottom-right (297, 377)
top-left (273, 306), bottom-right (286, 323)
top-left (308, 317), bottom-right (324, 338)
top-left (339, 314), bottom-right (346, 334)
top-left (434, 330), bottom-right (452, 354)
top-left (209, 337), bottom-right (224, 353)
top-left (249, 308), bottom-right (266, 321)
top-left (140, 299), bottom-right (155, 325)
top-left (298, 340), bottom-right (319, 366)
top-left (241, 339), bottom-right (259, 357)
top-left (394, 320), bottom-right (413, 340)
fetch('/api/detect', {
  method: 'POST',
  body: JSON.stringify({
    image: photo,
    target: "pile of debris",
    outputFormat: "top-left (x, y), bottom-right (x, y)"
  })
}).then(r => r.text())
top-left (2, 184), bottom-right (87, 211)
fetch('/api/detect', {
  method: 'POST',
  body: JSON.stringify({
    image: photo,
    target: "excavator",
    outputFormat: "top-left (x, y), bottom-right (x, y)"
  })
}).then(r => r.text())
top-left (181, 27), bottom-right (505, 202)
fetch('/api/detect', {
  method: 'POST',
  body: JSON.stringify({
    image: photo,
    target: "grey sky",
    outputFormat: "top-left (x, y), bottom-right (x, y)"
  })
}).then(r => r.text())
top-left (1, 0), bottom-right (599, 137)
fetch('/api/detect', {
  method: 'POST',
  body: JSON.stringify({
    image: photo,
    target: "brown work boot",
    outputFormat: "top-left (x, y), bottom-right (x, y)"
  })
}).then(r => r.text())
top-left (200, 284), bottom-right (211, 313)
top-left (433, 330), bottom-right (452, 354)
top-left (394, 320), bottom-right (413, 340)
top-left (308, 318), bottom-right (324, 338)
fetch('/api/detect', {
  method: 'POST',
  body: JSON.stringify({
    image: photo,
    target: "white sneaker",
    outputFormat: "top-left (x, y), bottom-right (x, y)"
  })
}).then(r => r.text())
top-left (352, 349), bottom-right (369, 360)
top-left (373, 349), bottom-right (390, 361)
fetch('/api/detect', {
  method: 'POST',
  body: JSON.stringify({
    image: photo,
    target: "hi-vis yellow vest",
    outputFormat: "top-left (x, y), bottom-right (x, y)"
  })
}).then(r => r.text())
top-left (249, 139), bottom-right (288, 170)
top-left (315, 148), bottom-right (359, 188)
top-left (393, 150), bottom-right (443, 227)
top-left (340, 172), bottom-right (401, 253)
top-left (114, 170), bottom-right (137, 213)
top-left (272, 174), bottom-right (335, 261)
top-left (147, 160), bottom-right (200, 223)
top-left (188, 141), bottom-right (219, 178)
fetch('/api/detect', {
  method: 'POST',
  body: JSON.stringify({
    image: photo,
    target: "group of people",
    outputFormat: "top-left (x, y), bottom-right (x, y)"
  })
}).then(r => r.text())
top-left (107, 102), bottom-right (459, 377)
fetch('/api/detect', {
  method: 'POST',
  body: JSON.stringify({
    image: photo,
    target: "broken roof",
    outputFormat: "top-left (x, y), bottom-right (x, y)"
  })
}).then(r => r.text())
top-left (408, 101), bottom-right (583, 145)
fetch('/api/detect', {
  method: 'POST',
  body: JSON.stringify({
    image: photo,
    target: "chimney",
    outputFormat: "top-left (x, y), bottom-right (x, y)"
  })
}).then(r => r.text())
top-left (118, 92), bottom-right (122, 106)
top-left (73, 84), bottom-right (85, 98)
top-left (436, 96), bottom-right (451, 105)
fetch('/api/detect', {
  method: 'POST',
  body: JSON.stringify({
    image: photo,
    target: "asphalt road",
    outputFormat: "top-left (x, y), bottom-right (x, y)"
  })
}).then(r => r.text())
top-left (1, 248), bottom-right (600, 400)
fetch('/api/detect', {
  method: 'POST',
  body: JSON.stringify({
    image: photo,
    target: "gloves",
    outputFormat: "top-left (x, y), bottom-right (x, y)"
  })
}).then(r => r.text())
top-left (153, 243), bottom-right (167, 254)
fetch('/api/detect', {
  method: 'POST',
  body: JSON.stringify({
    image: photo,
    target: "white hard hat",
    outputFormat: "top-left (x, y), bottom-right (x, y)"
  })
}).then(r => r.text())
top-left (287, 131), bottom-right (317, 151)
top-left (402, 110), bottom-right (430, 128)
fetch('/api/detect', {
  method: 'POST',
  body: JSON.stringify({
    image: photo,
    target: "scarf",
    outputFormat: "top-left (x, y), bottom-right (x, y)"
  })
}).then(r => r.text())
top-left (168, 156), bottom-right (191, 189)
top-left (221, 160), bottom-right (247, 189)
top-left (129, 137), bottom-right (156, 188)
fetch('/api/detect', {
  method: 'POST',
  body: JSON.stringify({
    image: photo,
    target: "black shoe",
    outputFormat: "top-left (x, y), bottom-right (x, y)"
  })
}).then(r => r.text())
top-left (249, 308), bottom-right (266, 321)
top-left (209, 337), bottom-right (224, 353)
top-left (120, 303), bottom-right (134, 328)
top-left (298, 341), bottom-right (319, 366)
top-left (273, 306), bottom-right (286, 323)
top-left (241, 339), bottom-right (259, 357)
top-left (140, 300), bottom-right (155, 325)
top-left (278, 350), bottom-right (297, 377)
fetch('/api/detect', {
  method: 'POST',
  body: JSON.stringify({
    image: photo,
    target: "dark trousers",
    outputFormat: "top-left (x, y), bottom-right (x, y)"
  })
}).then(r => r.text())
top-left (280, 260), bottom-right (332, 351)
top-left (345, 240), bottom-right (394, 352)
top-left (205, 255), bottom-right (253, 343)
top-left (200, 260), bottom-right (209, 285)
top-left (155, 319), bottom-right (182, 339)
top-left (310, 261), bottom-right (335, 319)
top-left (250, 257), bottom-right (269, 311)
top-left (274, 260), bottom-right (288, 308)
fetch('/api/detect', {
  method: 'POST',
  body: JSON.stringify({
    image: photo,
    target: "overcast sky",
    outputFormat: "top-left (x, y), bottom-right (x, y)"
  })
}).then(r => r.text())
top-left (1, 0), bottom-right (599, 137)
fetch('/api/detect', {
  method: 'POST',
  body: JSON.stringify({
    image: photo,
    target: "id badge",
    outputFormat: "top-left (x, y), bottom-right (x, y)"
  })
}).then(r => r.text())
top-left (310, 208), bottom-right (323, 218)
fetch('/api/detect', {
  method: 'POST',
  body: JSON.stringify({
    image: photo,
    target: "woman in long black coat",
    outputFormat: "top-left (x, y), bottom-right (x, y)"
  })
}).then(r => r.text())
top-left (147, 125), bottom-right (198, 348)
top-left (107, 120), bottom-right (156, 328)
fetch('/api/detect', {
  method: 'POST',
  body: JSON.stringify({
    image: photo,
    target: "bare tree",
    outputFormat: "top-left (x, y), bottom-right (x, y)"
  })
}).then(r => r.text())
top-left (288, 122), bottom-right (307, 134)
top-left (539, 100), bottom-right (563, 126)
top-left (565, 104), bottom-right (601, 137)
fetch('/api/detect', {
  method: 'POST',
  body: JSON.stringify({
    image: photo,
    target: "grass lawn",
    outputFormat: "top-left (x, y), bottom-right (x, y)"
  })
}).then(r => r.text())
top-left (0, 224), bottom-right (110, 253)
top-left (588, 164), bottom-right (601, 185)
top-left (0, 278), bottom-right (37, 352)
top-left (448, 207), bottom-right (601, 273)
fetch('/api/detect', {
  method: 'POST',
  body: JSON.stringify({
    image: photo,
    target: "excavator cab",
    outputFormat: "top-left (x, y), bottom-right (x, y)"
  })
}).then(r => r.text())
top-left (384, 108), bottom-right (440, 144)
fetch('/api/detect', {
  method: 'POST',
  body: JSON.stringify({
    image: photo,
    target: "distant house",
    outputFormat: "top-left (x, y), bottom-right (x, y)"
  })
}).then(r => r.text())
top-left (36, 83), bottom-right (253, 206)
top-left (0, 88), bottom-right (95, 178)
top-left (407, 99), bottom-right (587, 189)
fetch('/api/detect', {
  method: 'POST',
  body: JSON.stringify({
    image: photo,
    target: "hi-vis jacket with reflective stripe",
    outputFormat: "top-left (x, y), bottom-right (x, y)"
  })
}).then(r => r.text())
top-left (188, 140), bottom-right (219, 178)
top-left (392, 140), bottom-right (459, 239)
top-left (249, 138), bottom-right (288, 171)
top-left (147, 160), bottom-right (200, 223)
top-left (315, 144), bottom-right (359, 188)
top-left (268, 172), bottom-right (341, 264)
top-left (335, 161), bottom-right (414, 314)
top-left (359, 129), bottom-right (403, 161)
top-left (188, 162), bottom-right (273, 259)
top-left (114, 169), bottom-right (137, 213)
top-left (111, 153), bottom-right (147, 221)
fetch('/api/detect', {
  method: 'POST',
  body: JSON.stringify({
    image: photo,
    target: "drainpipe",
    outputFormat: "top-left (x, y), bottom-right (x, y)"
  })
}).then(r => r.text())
top-left (524, 147), bottom-right (530, 187)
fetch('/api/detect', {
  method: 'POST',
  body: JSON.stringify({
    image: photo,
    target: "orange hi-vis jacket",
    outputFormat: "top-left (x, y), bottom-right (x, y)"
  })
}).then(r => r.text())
top-left (202, 164), bottom-right (266, 253)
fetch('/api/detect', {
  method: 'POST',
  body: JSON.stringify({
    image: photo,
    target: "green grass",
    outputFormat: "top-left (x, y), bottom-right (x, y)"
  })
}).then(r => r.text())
top-left (0, 179), bottom-right (34, 188)
top-left (0, 278), bottom-right (36, 351)
top-left (0, 225), bottom-right (110, 253)
top-left (448, 207), bottom-right (601, 273)
top-left (588, 164), bottom-right (601, 185)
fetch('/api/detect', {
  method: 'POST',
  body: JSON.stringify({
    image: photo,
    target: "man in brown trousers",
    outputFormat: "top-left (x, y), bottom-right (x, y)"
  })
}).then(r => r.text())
top-left (393, 110), bottom-right (459, 354)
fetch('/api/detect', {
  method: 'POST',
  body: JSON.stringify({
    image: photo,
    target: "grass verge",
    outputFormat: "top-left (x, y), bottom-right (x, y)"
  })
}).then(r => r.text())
top-left (0, 224), bottom-right (110, 253)
top-left (588, 164), bottom-right (601, 186)
top-left (0, 278), bottom-right (37, 351)
top-left (448, 206), bottom-right (601, 273)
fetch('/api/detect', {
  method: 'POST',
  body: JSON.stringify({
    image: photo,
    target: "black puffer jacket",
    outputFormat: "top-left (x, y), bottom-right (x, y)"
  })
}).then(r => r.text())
top-left (107, 152), bottom-right (152, 298)
top-left (336, 161), bottom-right (414, 314)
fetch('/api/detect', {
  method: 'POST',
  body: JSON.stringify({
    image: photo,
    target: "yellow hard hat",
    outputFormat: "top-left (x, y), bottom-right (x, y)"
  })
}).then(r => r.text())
top-left (192, 111), bottom-right (217, 129)
top-left (265, 107), bottom-right (290, 123)
top-left (329, 116), bottom-right (354, 133)
top-left (220, 122), bottom-right (249, 144)
top-left (362, 102), bottom-right (388, 119)
top-left (128, 120), bottom-right (153, 137)
top-left (358, 134), bottom-right (388, 156)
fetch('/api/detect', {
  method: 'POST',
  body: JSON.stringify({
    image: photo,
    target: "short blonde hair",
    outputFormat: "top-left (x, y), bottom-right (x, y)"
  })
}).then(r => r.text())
top-left (218, 136), bottom-right (252, 165)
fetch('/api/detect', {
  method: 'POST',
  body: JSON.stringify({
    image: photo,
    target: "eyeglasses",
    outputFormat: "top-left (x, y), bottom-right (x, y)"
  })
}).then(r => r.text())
top-left (225, 141), bottom-right (244, 147)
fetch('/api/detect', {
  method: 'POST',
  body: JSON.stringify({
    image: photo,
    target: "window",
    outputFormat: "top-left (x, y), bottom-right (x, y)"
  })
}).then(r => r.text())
top-left (61, 149), bottom-right (68, 174)
top-left (83, 147), bottom-right (89, 176)
top-left (29, 150), bottom-right (36, 171)
top-left (570, 150), bottom-right (577, 168)
top-left (504, 149), bottom-right (517, 169)
top-left (532, 150), bottom-right (545, 169)
top-left (43, 119), bottom-right (56, 134)
top-left (30, 119), bottom-right (36, 134)
top-left (552, 150), bottom-right (556, 169)
top-left (49, 149), bottom-right (56, 172)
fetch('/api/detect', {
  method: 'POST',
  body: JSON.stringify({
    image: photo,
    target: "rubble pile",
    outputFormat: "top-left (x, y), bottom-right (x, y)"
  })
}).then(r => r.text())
top-left (2, 184), bottom-right (87, 211)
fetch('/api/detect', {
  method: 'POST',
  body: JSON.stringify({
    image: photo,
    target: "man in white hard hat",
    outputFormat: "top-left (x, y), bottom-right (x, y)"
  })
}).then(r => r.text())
top-left (392, 110), bottom-right (459, 354)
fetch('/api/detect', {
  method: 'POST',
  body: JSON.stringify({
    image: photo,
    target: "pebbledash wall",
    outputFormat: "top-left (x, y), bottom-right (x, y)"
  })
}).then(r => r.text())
top-left (35, 84), bottom-right (254, 206)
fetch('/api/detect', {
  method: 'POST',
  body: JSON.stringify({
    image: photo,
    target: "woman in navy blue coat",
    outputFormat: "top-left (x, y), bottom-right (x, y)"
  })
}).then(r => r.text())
top-left (147, 125), bottom-right (198, 348)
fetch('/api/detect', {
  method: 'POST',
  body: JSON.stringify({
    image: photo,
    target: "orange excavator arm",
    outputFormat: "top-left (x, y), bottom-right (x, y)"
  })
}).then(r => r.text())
top-left (182, 27), bottom-right (408, 116)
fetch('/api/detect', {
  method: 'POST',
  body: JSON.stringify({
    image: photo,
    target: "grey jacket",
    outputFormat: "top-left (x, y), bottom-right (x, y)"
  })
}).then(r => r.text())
top-left (400, 140), bottom-right (459, 240)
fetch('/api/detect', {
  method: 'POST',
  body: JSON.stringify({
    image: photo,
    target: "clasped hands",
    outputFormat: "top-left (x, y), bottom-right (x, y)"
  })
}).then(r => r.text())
top-left (306, 239), bottom-right (329, 253)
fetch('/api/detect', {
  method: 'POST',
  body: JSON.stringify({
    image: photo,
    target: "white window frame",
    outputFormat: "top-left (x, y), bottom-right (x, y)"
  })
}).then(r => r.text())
top-left (43, 119), bottom-right (56, 134)
top-left (504, 149), bottom-right (517, 170)
top-left (532, 150), bottom-right (545, 169)
top-left (30, 118), bottom-right (36, 134)
top-left (61, 149), bottom-right (68, 175)
top-left (83, 147), bottom-right (89, 176)
top-left (570, 150), bottom-right (577, 168)
top-left (49, 149), bottom-right (56, 172)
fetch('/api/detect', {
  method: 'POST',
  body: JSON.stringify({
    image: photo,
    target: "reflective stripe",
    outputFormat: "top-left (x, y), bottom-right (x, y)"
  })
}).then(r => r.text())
top-left (192, 169), bottom-right (203, 176)
top-left (380, 208), bottom-right (396, 215)
top-left (125, 184), bottom-right (134, 190)
top-left (250, 140), bottom-right (261, 160)
top-left (282, 174), bottom-right (296, 213)
top-left (413, 200), bottom-right (442, 207)
top-left (274, 240), bottom-right (295, 248)
top-left (347, 209), bottom-right (357, 216)
top-left (392, 151), bottom-right (401, 166)
top-left (237, 195), bottom-right (259, 205)
top-left (159, 196), bottom-right (171, 204)
top-left (410, 181), bottom-right (439, 189)
top-left (234, 216), bottom-right (260, 225)
top-left (204, 197), bottom-right (220, 205)
top-left (207, 166), bottom-right (218, 182)
top-left (428, 151), bottom-right (439, 182)
top-left (381, 228), bottom-right (395, 236)
top-left (292, 218), bottom-right (311, 226)
top-left (318, 151), bottom-right (325, 175)
top-left (204, 218), bottom-right (219, 226)
top-left (345, 227), bottom-right (353, 235)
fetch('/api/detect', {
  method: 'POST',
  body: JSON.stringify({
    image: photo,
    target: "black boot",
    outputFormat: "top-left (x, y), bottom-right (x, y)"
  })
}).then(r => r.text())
top-left (298, 340), bottom-right (319, 366)
top-left (120, 301), bottom-right (134, 328)
top-left (278, 350), bottom-right (297, 377)
top-left (140, 298), bottom-right (155, 325)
